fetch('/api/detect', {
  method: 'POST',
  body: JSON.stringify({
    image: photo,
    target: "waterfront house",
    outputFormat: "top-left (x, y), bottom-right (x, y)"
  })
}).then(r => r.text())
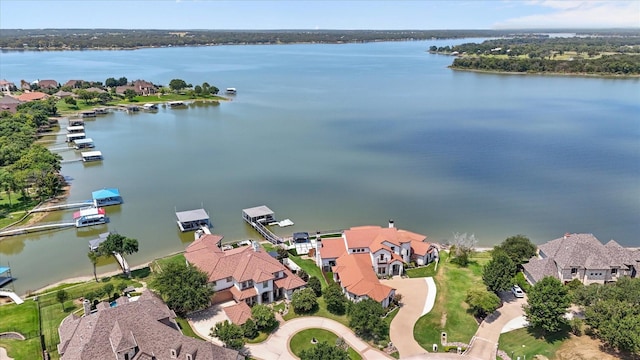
top-left (63, 80), bottom-right (84, 88)
top-left (16, 91), bottom-right (48, 102)
top-left (37, 79), bottom-right (58, 89)
top-left (523, 233), bottom-right (640, 285)
top-left (315, 221), bottom-right (438, 308)
top-left (57, 290), bottom-right (241, 360)
top-left (0, 79), bottom-right (16, 92)
top-left (0, 95), bottom-right (21, 113)
top-left (185, 234), bottom-right (306, 307)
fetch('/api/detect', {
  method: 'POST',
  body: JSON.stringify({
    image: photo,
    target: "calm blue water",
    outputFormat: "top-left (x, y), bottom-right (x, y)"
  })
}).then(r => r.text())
top-left (1, 40), bottom-right (639, 294)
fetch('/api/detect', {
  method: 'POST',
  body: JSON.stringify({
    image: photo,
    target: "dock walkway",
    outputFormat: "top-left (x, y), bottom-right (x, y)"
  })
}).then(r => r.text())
top-left (0, 288), bottom-right (24, 305)
top-left (113, 252), bottom-right (130, 275)
top-left (30, 200), bottom-right (93, 212)
top-left (0, 222), bottom-right (75, 237)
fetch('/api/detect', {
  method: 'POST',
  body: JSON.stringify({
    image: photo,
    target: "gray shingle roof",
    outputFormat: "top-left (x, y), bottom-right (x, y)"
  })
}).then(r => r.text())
top-left (58, 290), bottom-right (241, 360)
top-left (522, 257), bottom-right (559, 283)
top-left (539, 233), bottom-right (622, 270)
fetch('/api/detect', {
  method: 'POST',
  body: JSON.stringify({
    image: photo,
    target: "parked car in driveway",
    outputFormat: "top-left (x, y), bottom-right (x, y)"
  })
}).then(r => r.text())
top-left (511, 285), bottom-right (525, 298)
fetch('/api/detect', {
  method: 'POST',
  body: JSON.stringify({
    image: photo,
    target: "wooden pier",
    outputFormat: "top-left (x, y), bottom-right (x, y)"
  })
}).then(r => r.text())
top-left (0, 222), bottom-right (76, 237)
top-left (113, 252), bottom-right (130, 275)
top-left (250, 220), bottom-right (284, 244)
top-left (30, 201), bottom-right (93, 213)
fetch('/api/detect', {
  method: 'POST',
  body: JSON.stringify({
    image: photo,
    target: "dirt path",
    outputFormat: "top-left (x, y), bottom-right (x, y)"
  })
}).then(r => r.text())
top-left (0, 347), bottom-right (13, 360)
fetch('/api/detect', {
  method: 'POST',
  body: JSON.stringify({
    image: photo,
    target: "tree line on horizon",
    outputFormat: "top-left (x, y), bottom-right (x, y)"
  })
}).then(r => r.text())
top-left (3, 28), bottom-right (638, 50)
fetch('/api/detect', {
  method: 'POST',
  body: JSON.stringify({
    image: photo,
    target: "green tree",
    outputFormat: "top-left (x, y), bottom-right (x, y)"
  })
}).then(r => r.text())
top-left (97, 233), bottom-right (139, 256)
top-left (123, 89), bottom-right (137, 101)
top-left (324, 283), bottom-right (347, 315)
top-left (465, 288), bottom-right (501, 317)
top-left (64, 97), bottom-right (77, 105)
top-left (105, 77), bottom-right (118, 87)
top-left (250, 304), bottom-right (277, 331)
top-left (297, 269), bottom-right (309, 282)
top-left (299, 341), bottom-right (349, 360)
top-left (194, 85), bottom-right (202, 95)
top-left (87, 251), bottom-right (99, 282)
top-left (56, 289), bottom-right (69, 311)
top-left (151, 261), bottom-right (213, 316)
top-left (241, 318), bottom-right (258, 339)
top-left (482, 250), bottom-right (516, 293)
top-left (76, 89), bottom-right (94, 104)
top-left (169, 79), bottom-right (188, 91)
top-left (348, 298), bottom-right (387, 340)
top-left (524, 276), bottom-right (570, 334)
top-left (291, 288), bottom-right (317, 314)
top-left (493, 235), bottom-right (537, 265)
top-left (117, 77), bottom-right (128, 86)
top-left (103, 283), bottom-right (114, 299)
top-left (276, 247), bottom-right (289, 261)
top-left (307, 276), bottom-right (322, 297)
top-left (211, 320), bottom-right (244, 350)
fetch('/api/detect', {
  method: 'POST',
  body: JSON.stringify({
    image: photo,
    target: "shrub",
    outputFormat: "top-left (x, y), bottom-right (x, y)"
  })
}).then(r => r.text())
top-left (570, 317), bottom-right (584, 336)
top-left (242, 318), bottom-right (258, 339)
top-left (307, 276), bottom-right (322, 296)
top-left (324, 284), bottom-right (347, 315)
top-left (291, 288), bottom-right (317, 314)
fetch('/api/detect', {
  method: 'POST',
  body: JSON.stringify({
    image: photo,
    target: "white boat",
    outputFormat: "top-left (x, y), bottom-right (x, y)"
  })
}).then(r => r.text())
top-left (73, 207), bottom-right (107, 227)
top-left (225, 88), bottom-right (237, 95)
top-left (168, 101), bottom-right (186, 108)
top-left (142, 103), bottom-right (158, 110)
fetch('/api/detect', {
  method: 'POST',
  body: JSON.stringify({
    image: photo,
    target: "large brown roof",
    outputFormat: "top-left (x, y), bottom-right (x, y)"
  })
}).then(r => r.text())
top-left (17, 91), bottom-right (48, 102)
top-left (333, 253), bottom-right (394, 302)
top-left (344, 226), bottom-right (426, 249)
top-left (186, 235), bottom-right (305, 290)
top-left (58, 291), bottom-right (240, 360)
top-left (319, 238), bottom-right (347, 259)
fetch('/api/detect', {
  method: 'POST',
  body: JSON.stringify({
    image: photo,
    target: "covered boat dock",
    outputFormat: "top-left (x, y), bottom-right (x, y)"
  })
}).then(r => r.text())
top-left (73, 137), bottom-right (94, 149)
top-left (242, 205), bottom-right (275, 224)
top-left (176, 208), bottom-right (211, 232)
top-left (81, 150), bottom-right (103, 162)
top-left (0, 266), bottom-right (13, 287)
top-left (92, 188), bottom-right (122, 206)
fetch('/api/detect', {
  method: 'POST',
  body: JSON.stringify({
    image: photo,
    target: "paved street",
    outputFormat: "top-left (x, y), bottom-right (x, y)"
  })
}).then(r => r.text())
top-left (245, 317), bottom-right (393, 360)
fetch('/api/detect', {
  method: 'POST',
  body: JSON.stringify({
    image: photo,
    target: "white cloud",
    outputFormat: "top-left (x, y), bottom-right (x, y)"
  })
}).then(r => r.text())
top-left (495, 1), bottom-right (640, 29)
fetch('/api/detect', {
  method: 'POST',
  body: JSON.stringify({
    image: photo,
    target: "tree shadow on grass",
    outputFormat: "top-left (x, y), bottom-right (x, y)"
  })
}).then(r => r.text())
top-left (526, 325), bottom-right (570, 344)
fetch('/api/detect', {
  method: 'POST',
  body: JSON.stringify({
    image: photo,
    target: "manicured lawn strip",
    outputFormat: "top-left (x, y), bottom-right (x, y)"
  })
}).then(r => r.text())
top-left (246, 331), bottom-right (270, 344)
top-left (414, 251), bottom-right (491, 349)
top-left (498, 327), bottom-right (568, 360)
top-left (283, 296), bottom-right (349, 327)
top-left (288, 255), bottom-right (327, 288)
top-left (406, 261), bottom-right (437, 278)
top-left (0, 301), bottom-right (41, 360)
top-left (176, 317), bottom-right (203, 340)
top-left (152, 253), bottom-right (186, 272)
top-left (40, 301), bottom-right (76, 358)
top-left (289, 328), bottom-right (361, 360)
top-left (0, 338), bottom-right (41, 360)
top-left (36, 276), bottom-right (141, 307)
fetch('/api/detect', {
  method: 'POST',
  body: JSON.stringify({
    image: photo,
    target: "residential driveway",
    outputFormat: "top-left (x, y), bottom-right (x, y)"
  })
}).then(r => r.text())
top-left (0, 347), bottom-right (13, 360)
top-left (187, 301), bottom-right (236, 346)
top-left (245, 317), bottom-right (393, 360)
top-left (464, 292), bottom-right (527, 360)
top-left (380, 277), bottom-right (432, 359)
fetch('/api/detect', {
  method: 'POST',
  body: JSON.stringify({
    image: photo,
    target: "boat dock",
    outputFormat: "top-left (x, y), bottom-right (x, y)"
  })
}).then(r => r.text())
top-left (241, 205), bottom-right (285, 244)
top-left (0, 288), bottom-right (23, 305)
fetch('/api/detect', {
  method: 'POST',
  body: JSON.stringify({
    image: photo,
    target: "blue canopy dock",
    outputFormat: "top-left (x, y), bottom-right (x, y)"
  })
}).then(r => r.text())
top-left (0, 266), bottom-right (13, 287)
top-left (92, 188), bottom-right (122, 207)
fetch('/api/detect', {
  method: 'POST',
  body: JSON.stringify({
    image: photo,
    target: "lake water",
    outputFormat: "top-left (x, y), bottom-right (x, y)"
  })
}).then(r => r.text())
top-left (1, 40), bottom-right (639, 294)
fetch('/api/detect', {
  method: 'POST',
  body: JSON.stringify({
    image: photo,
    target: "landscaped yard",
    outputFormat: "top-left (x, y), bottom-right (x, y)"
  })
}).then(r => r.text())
top-left (498, 327), bottom-right (569, 360)
top-left (0, 301), bottom-right (41, 360)
top-left (406, 258), bottom-right (439, 278)
top-left (288, 255), bottom-right (328, 288)
top-left (283, 296), bottom-right (349, 327)
top-left (289, 328), bottom-right (362, 360)
top-left (414, 251), bottom-right (492, 350)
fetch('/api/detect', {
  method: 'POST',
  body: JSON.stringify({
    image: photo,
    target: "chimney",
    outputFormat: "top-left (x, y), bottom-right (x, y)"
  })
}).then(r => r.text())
top-left (564, 233), bottom-right (571, 240)
top-left (388, 219), bottom-right (395, 229)
top-left (83, 299), bottom-right (91, 317)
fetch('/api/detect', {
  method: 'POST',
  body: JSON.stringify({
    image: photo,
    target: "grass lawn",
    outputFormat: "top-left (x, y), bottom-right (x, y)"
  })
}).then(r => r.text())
top-left (288, 255), bottom-right (328, 288)
top-left (176, 317), bottom-right (204, 340)
top-left (414, 251), bottom-right (491, 350)
top-left (498, 327), bottom-right (569, 360)
top-left (283, 296), bottom-right (349, 327)
top-left (406, 260), bottom-right (439, 278)
top-left (0, 301), bottom-right (41, 360)
top-left (246, 331), bottom-right (270, 344)
top-left (151, 253), bottom-right (186, 272)
top-left (289, 328), bottom-right (362, 360)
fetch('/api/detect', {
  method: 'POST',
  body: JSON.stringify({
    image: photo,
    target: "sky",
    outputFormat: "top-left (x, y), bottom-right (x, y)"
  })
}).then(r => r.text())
top-left (0, 0), bottom-right (638, 30)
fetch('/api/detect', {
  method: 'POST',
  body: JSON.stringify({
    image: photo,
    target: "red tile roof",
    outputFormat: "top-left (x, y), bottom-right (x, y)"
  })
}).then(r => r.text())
top-left (410, 240), bottom-right (435, 256)
top-left (319, 238), bottom-right (347, 259)
top-left (344, 226), bottom-right (426, 249)
top-left (332, 253), bottom-right (394, 303)
top-left (223, 302), bottom-right (252, 325)
top-left (229, 285), bottom-right (257, 301)
top-left (17, 91), bottom-right (48, 102)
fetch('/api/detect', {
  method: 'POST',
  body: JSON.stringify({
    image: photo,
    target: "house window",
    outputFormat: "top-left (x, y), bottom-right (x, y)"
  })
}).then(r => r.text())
top-left (391, 247), bottom-right (395, 252)
top-left (186, 354), bottom-right (192, 360)
top-left (226, 276), bottom-right (232, 282)
top-left (612, 268), bottom-right (617, 275)
top-left (211, 280), bottom-right (217, 287)
top-left (380, 254), bottom-right (384, 260)
top-left (378, 267), bottom-right (386, 274)
top-left (571, 268), bottom-right (577, 275)
top-left (263, 281), bottom-right (269, 287)
top-left (170, 349), bottom-right (177, 358)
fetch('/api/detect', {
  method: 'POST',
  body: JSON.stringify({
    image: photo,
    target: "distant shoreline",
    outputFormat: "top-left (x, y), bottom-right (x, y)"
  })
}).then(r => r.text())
top-left (449, 66), bottom-right (640, 79)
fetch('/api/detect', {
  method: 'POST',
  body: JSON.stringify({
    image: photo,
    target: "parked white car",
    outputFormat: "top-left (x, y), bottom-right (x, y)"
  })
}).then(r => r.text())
top-left (511, 285), bottom-right (525, 298)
